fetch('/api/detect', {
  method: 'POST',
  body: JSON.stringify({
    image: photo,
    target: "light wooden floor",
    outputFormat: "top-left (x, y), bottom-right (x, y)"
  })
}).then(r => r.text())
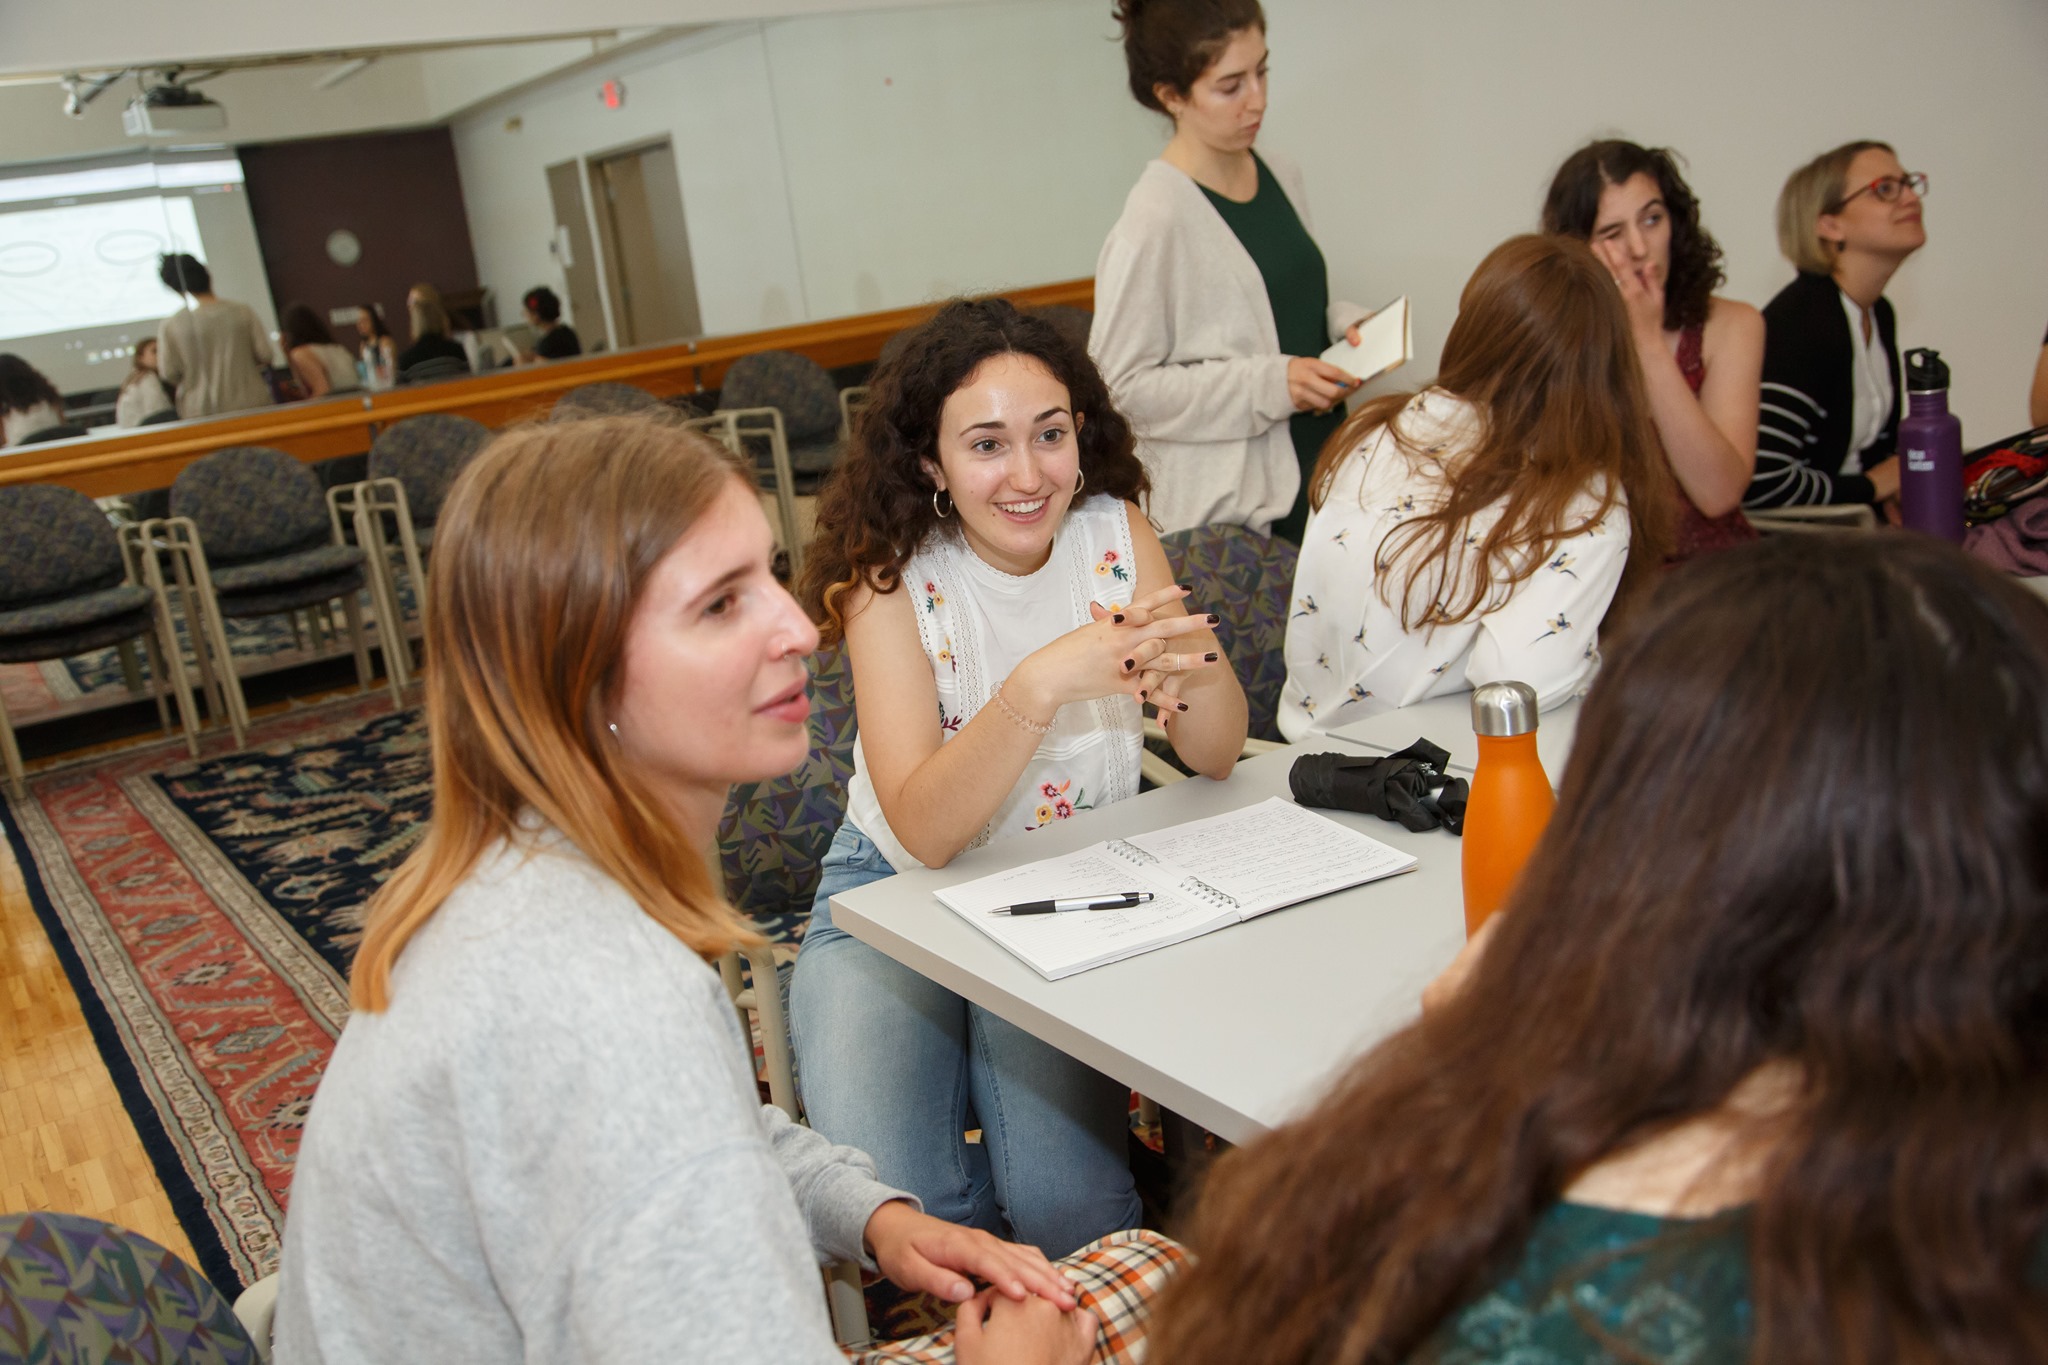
top-left (1, 823), bottom-right (197, 1264)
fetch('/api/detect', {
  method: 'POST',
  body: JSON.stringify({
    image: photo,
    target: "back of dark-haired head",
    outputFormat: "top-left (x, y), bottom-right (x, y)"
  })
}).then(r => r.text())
top-left (158, 252), bottom-right (211, 296)
top-left (799, 298), bottom-right (1150, 642)
top-left (1113, 0), bottom-right (1266, 113)
top-left (1541, 140), bottom-right (1725, 333)
top-left (1146, 531), bottom-right (2048, 1365)
top-left (280, 302), bottom-right (334, 352)
top-left (0, 354), bottom-right (64, 417)
top-left (523, 286), bottom-right (562, 324)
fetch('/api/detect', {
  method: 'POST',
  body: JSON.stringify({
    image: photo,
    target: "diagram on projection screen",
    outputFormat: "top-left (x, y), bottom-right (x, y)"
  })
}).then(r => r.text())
top-left (0, 196), bottom-right (203, 342)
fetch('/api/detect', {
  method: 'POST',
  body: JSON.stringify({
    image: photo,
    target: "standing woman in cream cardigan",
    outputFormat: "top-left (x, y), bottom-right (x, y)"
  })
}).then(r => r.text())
top-left (1092, 0), bottom-right (1366, 542)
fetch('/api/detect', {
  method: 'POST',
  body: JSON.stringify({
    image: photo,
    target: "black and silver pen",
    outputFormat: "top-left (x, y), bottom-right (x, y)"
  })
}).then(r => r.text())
top-left (991, 892), bottom-right (1156, 916)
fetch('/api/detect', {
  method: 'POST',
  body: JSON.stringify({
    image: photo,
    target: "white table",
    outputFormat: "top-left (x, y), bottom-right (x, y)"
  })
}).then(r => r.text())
top-left (1329, 693), bottom-right (1581, 777)
top-left (830, 740), bottom-right (1467, 1144)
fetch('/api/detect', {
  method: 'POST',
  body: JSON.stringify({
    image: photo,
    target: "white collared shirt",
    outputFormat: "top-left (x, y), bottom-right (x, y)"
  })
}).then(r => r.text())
top-left (1839, 287), bottom-right (1894, 473)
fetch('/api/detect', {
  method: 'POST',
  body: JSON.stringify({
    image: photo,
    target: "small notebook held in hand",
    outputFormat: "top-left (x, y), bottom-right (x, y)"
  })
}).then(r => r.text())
top-left (934, 797), bottom-right (1418, 980)
top-left (1319, 296), bottom-right (1413, 384)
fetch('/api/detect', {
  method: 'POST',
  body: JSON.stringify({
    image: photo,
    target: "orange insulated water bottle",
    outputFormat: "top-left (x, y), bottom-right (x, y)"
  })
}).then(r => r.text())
top-left (1460, 681), bottom-right (1554, 935)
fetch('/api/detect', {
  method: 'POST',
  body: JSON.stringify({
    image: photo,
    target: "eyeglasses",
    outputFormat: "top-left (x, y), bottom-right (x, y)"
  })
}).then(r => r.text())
top-left (1833, 172), bottom-right (1929, 210)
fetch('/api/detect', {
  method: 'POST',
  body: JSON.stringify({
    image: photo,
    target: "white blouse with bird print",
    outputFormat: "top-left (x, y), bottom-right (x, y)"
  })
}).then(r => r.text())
top-left (1278, 389), bottom-right (1631, 742)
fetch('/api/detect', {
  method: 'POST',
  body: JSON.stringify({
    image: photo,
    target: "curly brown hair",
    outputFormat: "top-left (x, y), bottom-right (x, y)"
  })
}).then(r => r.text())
top-left (1542, 140), bottom-right (1726, 334)
top-left (799, 298), bottom-right (1149, 644)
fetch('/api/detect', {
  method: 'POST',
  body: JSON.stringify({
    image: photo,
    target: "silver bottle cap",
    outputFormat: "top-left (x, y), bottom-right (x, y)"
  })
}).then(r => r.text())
top-left (1471, 680), bottom-right (1539, 737)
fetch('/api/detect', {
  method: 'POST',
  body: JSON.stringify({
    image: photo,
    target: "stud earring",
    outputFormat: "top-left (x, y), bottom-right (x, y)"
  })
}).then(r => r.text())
top-left (607, 722), bottom-right (620, 738)
top-left (932, 488), bottom-right (953, 519)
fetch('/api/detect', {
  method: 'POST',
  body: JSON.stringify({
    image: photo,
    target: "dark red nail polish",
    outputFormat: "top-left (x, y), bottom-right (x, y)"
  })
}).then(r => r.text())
top-left (1177, 701), bottom-right (1190, 711)
top-left (1205, 613), bottom-right (1220, 625)
top-left (1123, 658), bottom-right (1135, 670)
top-left (1203, 651), bottom-right (1218, 662)
top-left (1111, 613), bottom-right (1125, 623)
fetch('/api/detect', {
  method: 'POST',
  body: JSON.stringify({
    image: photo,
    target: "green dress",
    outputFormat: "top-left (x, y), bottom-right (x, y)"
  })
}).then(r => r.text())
top-left (1413, 1202), bottom-right (1753, 1363)
top-left (1199, 153), bottom-right (1345, 544)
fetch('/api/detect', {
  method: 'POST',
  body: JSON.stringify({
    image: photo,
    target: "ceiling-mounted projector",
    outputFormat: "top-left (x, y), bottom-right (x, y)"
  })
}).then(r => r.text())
top-left (123, 81), bottom-right (226, 137)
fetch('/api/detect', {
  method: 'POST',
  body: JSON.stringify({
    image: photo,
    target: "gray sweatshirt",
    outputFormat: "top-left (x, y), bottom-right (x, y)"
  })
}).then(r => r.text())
top-left (274, 827), bottom-right (911, 1363)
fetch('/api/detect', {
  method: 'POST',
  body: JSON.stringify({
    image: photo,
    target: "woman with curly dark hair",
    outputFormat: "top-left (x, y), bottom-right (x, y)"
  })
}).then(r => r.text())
top-left (791, 298), bottom-right (1246, 1256)
top-left (1544, 140), bottom-right (1761, 561)
top-left (1148, 531), bottom-right (2048, 1365)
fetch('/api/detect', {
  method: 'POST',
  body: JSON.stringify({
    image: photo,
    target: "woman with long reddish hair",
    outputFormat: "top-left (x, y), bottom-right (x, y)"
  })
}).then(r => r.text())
top-left (1152, 531), bottom-right (2048, 1364)
top-left (1279, 234), bottom-right (1671, 739)
top-left (274, 413), bottom-right (1169, 1365)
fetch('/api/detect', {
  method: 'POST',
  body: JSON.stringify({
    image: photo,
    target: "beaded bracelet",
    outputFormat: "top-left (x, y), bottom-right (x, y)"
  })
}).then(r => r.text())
top-left (992, 683), bottom-right (1055, 736)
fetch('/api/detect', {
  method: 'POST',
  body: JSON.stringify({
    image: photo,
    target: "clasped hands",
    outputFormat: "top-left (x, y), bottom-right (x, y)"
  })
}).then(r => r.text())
top-left (863, 1199), bottom-right (1094, 1363)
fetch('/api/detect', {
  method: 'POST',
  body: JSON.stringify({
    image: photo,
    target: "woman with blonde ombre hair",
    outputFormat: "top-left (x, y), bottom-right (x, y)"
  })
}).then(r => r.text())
top-left (396, 280), bottom-right (470, 380)
top-left (1278, 234), bottom-right (1671, 740)
top-left (275, 413), bottom-right (1139, 1365)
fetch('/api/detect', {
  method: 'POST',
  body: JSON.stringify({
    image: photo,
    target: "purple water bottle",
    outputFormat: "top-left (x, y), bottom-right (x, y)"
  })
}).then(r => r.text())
top-left (1898, 347), bottom-right (1964, 543)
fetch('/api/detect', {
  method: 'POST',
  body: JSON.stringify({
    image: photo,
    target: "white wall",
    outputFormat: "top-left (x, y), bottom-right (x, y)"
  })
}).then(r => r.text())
top-left (449, 2), bottom-right (1161, 339)
top-left (1266, 0), bottom-right (2048, 436)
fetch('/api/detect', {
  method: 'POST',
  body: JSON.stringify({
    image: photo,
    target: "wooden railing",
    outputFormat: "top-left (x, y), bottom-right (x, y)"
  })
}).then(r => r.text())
top-left (2, 278), bottom-right (1094, 498)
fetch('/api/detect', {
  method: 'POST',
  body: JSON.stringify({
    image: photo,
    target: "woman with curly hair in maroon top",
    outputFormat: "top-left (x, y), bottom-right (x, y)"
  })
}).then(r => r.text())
top-left (1545, 141), bottom-right (1762, 562)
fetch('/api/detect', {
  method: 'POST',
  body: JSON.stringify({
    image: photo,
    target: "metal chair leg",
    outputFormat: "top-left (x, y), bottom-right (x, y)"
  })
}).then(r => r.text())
top-left (115, 639), bottom-right (144, 693)
top-left (338, 592), bottom-right (380, 698)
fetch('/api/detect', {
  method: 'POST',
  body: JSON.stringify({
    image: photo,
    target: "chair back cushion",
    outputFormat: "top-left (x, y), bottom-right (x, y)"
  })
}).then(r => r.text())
top-left (1161, 524), bottom-right (1299, 743)
top-left (1032, 303), bottom-right (1094, 356)
top-left (0, 484), bottom-right (126, 607)
top-left (368, 413), bottom-right (493, 525)
top-left (719, 351), bottom-right (841, 445)
top-left (0, 1212), bottom-right (261, 1364)
top-left (717, 641), bottom-right (858, 939)
top-left (552, 382), bottom-right (662, 420)
top-left (172, 446), bottom-right (329, 562)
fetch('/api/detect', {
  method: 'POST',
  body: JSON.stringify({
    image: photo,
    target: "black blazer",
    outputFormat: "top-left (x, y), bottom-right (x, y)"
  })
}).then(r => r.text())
top-left (1749, 271), bottom-right (1900, 507)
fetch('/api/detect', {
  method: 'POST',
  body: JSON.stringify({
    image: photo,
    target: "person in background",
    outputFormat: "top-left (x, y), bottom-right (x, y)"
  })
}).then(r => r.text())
top-left (1750, 141), bottom-right (1926, 510)
top-left (794, 298), bottom-right (1246, 1258)
top-left (1543, 140), bottom-right (1761, 561)
top-left (1147, 532), bottom-right (2048, 1365)
top-left (2030, 320), bottom-right (2047, 428)
top-left (353, 303), bottom-right (397, 389)
top-left (1091, 0), bottom-right (1367, 541)
top-left (0, 354), bottom-right (66, 446)
top-left (275, 411), bottom-right (1171, 1365)
top-left (155, 252), bottom-right (274, 419)
top-left (280, 303), bottom-right (363, 401)
top-left (114, 338), bottom-right (174, 427)
top-left (397, 282), bottom-right (472, 381)
top-left (521, 285), bottom-right (583, 362)
top-left (1278, 235), bottom-right (1670, 740)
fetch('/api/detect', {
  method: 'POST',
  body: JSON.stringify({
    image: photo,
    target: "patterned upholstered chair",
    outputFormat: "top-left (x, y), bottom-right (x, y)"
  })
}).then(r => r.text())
top-left (551, 381), bottom-right (663, 420)
top-left (1145, 525), bottom-right (1299, 785)
top-left (328, 414), bottom-right (494, 684)
top-left (0, 485), bottom-right (198, 798)
top-left (714, 640), bottom-right (859, 1117)
top-left (166, 447), bottom-right (400, 749)
top-left (396, 353), bottom-right (470, 386)
top-left (0, 1212), bottom-right (261, 1364)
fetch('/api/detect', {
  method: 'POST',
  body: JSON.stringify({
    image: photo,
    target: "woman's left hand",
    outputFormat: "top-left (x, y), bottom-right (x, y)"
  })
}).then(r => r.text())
top-left (1089, 591), bottom-right (1216, 726)
top-left (863, 1200), bottom-right (1078, 1308)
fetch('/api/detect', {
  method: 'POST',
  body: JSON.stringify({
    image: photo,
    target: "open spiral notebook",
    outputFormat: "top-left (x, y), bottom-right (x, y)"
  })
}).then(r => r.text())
top-left (933, 797), bottom-right (1418, 980)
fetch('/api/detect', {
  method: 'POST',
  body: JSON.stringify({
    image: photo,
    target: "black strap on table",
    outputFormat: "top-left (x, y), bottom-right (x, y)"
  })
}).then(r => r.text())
top-left (1288, 739), bottom-right (1469, 835)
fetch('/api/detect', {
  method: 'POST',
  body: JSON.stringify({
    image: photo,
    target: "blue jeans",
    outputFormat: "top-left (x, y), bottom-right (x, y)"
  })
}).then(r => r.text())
top-left (789, 823), bottom-right (1141, 1258)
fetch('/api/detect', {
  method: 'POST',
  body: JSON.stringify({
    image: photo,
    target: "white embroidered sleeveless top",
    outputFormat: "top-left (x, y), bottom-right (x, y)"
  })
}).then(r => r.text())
top-left (845, 494), bottom-right (1144, 871)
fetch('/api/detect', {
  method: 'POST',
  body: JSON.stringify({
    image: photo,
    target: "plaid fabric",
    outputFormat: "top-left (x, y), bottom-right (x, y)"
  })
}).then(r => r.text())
top-left (1159, 524), bottom-right (1298, 743)
top-left (367, 413), bottom-right (492, 525)
top-left (172, 447), bottom-right (330, 562)
top-left (0, 484), bottom-right (127, 608)
top-left (845, 1230), bottom-right (1187, 1365)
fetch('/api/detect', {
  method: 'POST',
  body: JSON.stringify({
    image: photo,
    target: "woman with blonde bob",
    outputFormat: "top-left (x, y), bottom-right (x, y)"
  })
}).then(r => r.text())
top-left (1751, 139), bottom-right (1927, 509)
top-left (1154, 532), bottom-right (2048, 1364)
top-left (274, 414), bottom-right (1165, 1365)
top-left (1279, 234), bottom-right (1671, 739)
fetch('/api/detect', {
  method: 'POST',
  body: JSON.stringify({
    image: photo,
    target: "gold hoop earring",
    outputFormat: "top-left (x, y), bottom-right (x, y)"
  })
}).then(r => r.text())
top-left (932, 488), bottom-right (953, 519)
top-left (1074, 468), bottom-right (1086, 496)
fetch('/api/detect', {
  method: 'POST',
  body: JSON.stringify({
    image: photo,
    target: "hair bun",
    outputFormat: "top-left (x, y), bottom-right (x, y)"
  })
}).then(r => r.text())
top-left (1111, 0), bottom-right (1147, 31)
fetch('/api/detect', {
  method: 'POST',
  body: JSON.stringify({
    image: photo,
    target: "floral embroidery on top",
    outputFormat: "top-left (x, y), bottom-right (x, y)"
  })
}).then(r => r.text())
top-left (1093, 549), bottom-right (1131, 583)
top-left (923, 580), bottom-right (945, 613)
top-left (1024, 779), bottom-right (1092, 831)
top-left (937, 636), bottom-right (955, 672)
top-left (937, 701), bottom-right (962, 733)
